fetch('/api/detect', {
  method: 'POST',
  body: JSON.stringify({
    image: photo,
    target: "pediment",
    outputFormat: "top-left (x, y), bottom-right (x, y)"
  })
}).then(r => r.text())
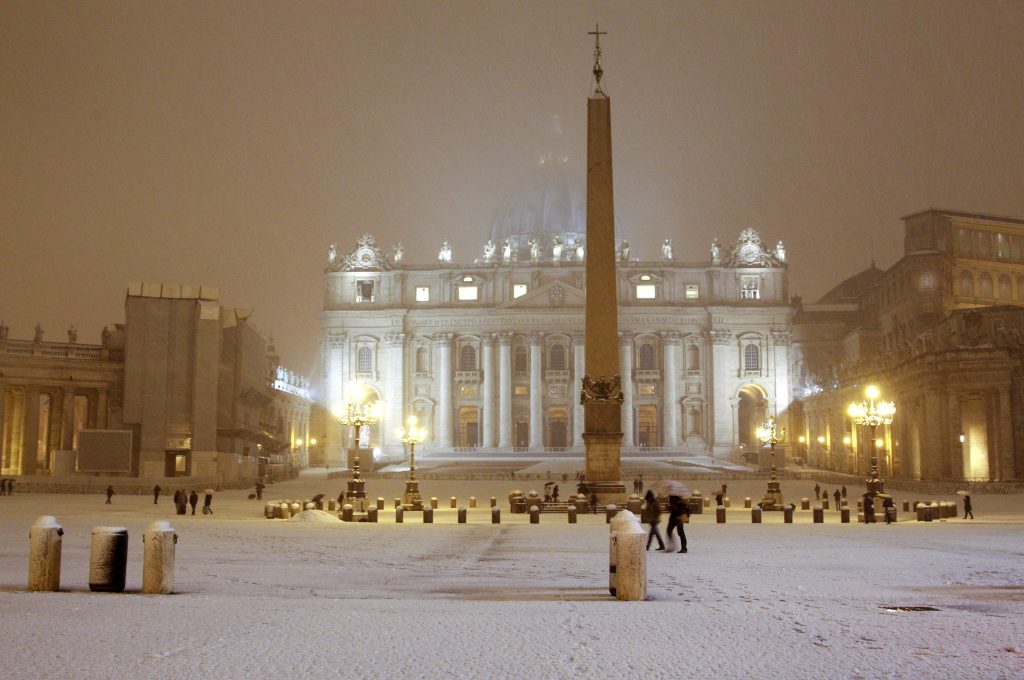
top-left (497, 280), bottom-right (585, 309)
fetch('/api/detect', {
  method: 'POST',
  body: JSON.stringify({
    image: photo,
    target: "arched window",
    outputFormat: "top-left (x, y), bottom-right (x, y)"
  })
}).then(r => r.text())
top-left (514, 346), bottom-right (528, 374)
top-left (638, 343), bottom-right (655, 370)
top-left (415, 347), bottom-right (428, 373)
top-left (744, 344), bottom-right (760, 371)
top-left (979, 272), bottom-right (993, 299)
top-left (998, 274), bottom-right (1012, 300)
top-left (959, 271), bottom-right (975, 298)
top-left (549, 344), bottom-right (566, 371)
top-left (460, 345), bottom-right (477, 371)
top-left (687, 345), bottom-right (700, 371)
top-left (357, 347), bottom-right (373, 373)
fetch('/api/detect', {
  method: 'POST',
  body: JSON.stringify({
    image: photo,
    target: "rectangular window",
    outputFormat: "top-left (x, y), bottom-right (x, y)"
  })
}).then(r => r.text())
top-left (513, 284), bottom-right (528, 298)
top-left (459, 385), bottom-right (478, 396)
top-left (514, 385), bottom-right (528, 396)
top-left (740, 276), bottom-right (760, 300)
top-left (415, 286), bottom-right (430, 302)
top-left (685, 284), bottom-right (699, 299)
top-left (457, 285), bottom-right (479, 301)
top-left (636, 284), bottom-right (657, 299)
top-left (639, 384), bottom-right (656, 396)
top-left (356, 280), bottom-right (375, 303)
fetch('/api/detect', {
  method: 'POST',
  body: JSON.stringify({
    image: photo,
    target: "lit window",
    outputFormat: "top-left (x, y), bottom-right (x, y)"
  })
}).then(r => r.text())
top-left (636, 284), bottom-right (657, 299)
top-left (462, 275), bottom-right (474, 282)
top-left (740, 276), bottom-right (760, 300)
top-left (685, 284), bottom-right (699, 299)
top-left (415, 286), bottom-right (430, 302)
top-left (639, 384), bottom-right (656, 396)
top-left (457, 285), bottom-right (479, 301)
top-left (459, 386), bottom-right (478, 396)
top-left (917, 272), bottom-right (936, 290)
top-left (513, 284), bottom-right (528, 298)
top-left (640, 274), bottom-right (652, 281)
top-left (514, 385), bottom-right (528, 396)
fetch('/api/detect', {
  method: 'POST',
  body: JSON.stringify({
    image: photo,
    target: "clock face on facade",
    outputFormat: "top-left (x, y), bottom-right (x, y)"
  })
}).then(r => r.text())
top-left (357, 248), bottom-right (375, 266)
top-left (738, 242), bottom-right (760, 264)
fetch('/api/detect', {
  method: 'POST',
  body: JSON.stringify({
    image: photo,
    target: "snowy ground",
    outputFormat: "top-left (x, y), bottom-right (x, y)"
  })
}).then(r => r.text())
top-left (1, 475), bottom-right (1022, 679)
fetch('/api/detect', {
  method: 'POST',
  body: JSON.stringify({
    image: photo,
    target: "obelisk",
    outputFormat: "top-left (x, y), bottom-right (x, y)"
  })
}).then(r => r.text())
top-left (581, 25), bottom-right (626, 501)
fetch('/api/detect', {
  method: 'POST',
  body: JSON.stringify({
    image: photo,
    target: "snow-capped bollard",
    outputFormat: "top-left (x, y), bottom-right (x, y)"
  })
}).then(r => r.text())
top-left (315, 499), bottom-right (324, 510)
top-left (529, 505), bottom-right (540, 524)
top-left (394, 497), bottom-right (402, 509)
top-left (342, 504), bottom-right (354, 522)
top-left (783, 505), bottom-right (793, 523)
top-left (751, 506), bottom-right (762, 523)
top-left (469, 496), bottom-right (477, 508)
top-left (703, 496), bottom-right (711, 508)
top-left (450, 496), bottom-right (457, 509)
top-left (605, 504), bottom-right (618, 524)
top-left (716, 505), bottom-right (726, 523)
top-left (841, 507), bottom-right (851, 523)
top-left (821, 498), bottom-right (829, 510)
top-left (801, 498), bottom-right (810, 511)
top-left (28, 515), bottom-right (63, 592)
top-left (89, 526), bottom-right (128, 593)
top-left (275, 503), bottom-right (287, 519)
top-left (723, 497), bottom-right (731, 508)
top-left (609, 511), bottom-right (628, 596)
top-left (575, 494), bottom-right (589, 515)
top-left (491, 506), bottom-right (500, 524)
top-left (377, 497), bottom-right (384, 511)
top-left (813, 505), bottom-right (824, 523)
top-left (289, 502), bottom-right (301, 517)
top-left (458, 507), bottom-right (467, 523)
top-left (744, 497), bottom-right (752, 509)
top-left (367, 506), bottom-right (378, 523)
top-left (142, 520), bottom-right (176, 595)
top-left (264, 503), bottom-right (275, 519)
top-left (568, 506), bottom-right (577, 524)
top-left (430, 497), bottom-right (438, 509)
top-left (490, 496), bottom-right (497, 508)
top-left (395, 506), bottom-right (404, 523)
top-left (614, 511), bottom-right (647, 601)
top-left (423, 507), bottom-right (434, 523)
top-left (304, 502), bottom-right (315, 511)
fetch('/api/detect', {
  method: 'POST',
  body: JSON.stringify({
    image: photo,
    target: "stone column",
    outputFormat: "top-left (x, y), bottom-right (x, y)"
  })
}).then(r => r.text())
top-left (21, 386), bottom-right (40, 475)
top-left (710, 330), bottom-right (734, 452)
top-left (434, 333), bottom-right (453, 450)
top-left (498, 332), bottom-right (513, 449)
top-left (661, 331), bottom-right (680, 448)
top-left (384, 334), bottom-right (405, 452)
top-left (572, 333), bottom-right (585, 447)
top-left (95, 389), bottom-right (109, 429)
top-left (619, 333), bottom-right (634, 446)
top-left (60, 388), bottom-right (76, 450)
top-left (0, 386), bottom-right (7, 468)
top-left (529, 333), bottom-right (543, 449)
top-left (482, 334), bottom-right (497, 448)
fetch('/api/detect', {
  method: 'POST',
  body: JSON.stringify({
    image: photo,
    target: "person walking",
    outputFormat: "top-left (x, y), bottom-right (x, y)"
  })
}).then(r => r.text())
top-left (637, 474), bottom-right (644, 494)
top-left (255, 481), bottom-right (265, 500)
top-left (105, 485), bottom-right (115, 504)
top-left (552, 484), bottom-right (560, 503)
top-left (153, 484), bottom-right (162, 504)
top-left (863, 495), bottom-right (876, 523)
top-left (202, 489), bottom-right (214, 515)
top-left (833, 489), bottom-right (841, 510)
top-left (665, 495), bottom-right (691, 553)
top-left (643, 489), bottom-right (666, 551)
top-left (963, 494), bottom-right (974, 519)
top-left (5, 479), bottom-right (13, 495)
top-left (814, 483), bottom-right (821, 500)
top-left (589, 491), bottom-right (599, 514)
top-left (883, 496), bottom-right (895, 524)
top-left (0, 478), bottom-right (6, 496)
top-left (189, 489), bottom-right (199, 515)
top-left (841, 485), bottom-right (848, 500)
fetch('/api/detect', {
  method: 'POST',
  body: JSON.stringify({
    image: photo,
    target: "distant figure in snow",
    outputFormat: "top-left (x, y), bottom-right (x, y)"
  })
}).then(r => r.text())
top-left (643, 489), bottom-right (665, 551)
top-left (863, 495), bottom-right (875, 524)
top-left (201, 490), bottom-right (212, 515)
top-left (189, 490), bottom-right (199, 515)
top-left (715, 491), bottom-right (724, 507)
top-left (665, 495), bottom-right (690, 553)
top-left (833, 489), bottom-right (841, 509)
top-left (0, 478), bottom-right (6, 496)
top-left (637, 474), bottom-right (644, 494)
top-left (841, 485), bottom-right (847, 500)
top-left (814, 483), bottom-right (821, 499)
top-left (589, 492), bottom-right (599, 514)
top-left (255, 481), bottom-right (265, 500)
top-left (153, 484), bottom-right (161, 504)
top-left (552, 485), bottom-right (559, 503)
top-left (105, 485), bottom-right (115, 504)
top-left (963, 495), bottom-right (974, 520)
top-left (882, 496), bottom-right (895, 524)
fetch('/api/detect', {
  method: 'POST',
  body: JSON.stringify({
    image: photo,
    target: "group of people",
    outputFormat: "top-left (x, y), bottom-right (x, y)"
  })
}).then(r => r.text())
top-left (0, 478), bottom-right (14, 495)
top-left (104, 484), bottom-right (213, 515)
top-left (642, 490), bottom-right (690, 554)
top-left (813, 483), bottom-right (848, 509)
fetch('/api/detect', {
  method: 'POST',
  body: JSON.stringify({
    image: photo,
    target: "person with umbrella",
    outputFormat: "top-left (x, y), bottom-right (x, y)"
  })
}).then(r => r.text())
top-left (642, 489), bottom-right (665, 551)
top-left (203, 488), bottom-right (214, 515)
top-left (650, 480), bottom-right (692, 554)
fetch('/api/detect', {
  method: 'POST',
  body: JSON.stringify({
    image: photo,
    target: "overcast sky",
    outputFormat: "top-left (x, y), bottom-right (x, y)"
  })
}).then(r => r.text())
top-left (3, 1), bottom-right (1023, 375)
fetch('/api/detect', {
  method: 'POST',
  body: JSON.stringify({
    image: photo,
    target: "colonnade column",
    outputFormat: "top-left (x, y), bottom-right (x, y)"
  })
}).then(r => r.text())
top-left (60, 388), bottom-right (75, 450)
top-left (661, 331), bottom-right (679, 448)
top-left (21, 386), bottom-right (39, 475)
top-left (572, 333), bottom-right (585, 448)
top-left (619, 333), bottom-right (634, 447)
top-left (529, 333), bottom-right (543, 449)
top-left (95, 389), bottom-right (109, 429)
top-left (384, 333), bottom-right (405, 452)
top-left (0, 386), bottom-right (7, 469)
top-left (482, 334), bottom-right (497, 448)
top-left (434, 333), bottom-right (453, 450)
top-left (498, 333), bottom-right (513, 449)
top-left (710, 330), bottom-right (734, 452)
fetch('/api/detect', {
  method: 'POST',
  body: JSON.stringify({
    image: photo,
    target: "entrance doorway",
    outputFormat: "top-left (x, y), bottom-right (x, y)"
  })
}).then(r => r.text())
top-left (165, 451), bottom-right (191, 477)
top-left (458, 407), bottom-right (480, 448)
top-left (637, 405), bottom-right (659, 447)
top-left (737, 385), bottom-right (768, 450)
top-left (548, 407), bottom-right (568, 448)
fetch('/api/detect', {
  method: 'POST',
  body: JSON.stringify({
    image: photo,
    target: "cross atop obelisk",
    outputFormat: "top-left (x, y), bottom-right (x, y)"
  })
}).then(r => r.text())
top-left (581, 26), bottom-right (625, 502)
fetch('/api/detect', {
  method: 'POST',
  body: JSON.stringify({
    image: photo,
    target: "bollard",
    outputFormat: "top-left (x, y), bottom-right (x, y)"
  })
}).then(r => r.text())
top-left (885, 507), bottom-right (896, 524)
top-left (530, 505), bottom-right (540, 524)
top-left (430, 497), bottom-right (438, 509)
top-left (396, 506), bottom-right (404, 523)
top-left (614, 511), bottom-right (647, 601)
top-left (395, 498), bottom-right (401, 508)
top-left (575, 494), bottom-right (589, 515)
top-left (342, 504), bottom-right (354, 522)
top-left (89, 526), bottom-right (129, 593)
top-left (902, 501), bottom-right (910, 512)
top-left (716, 505), bottom-right (726, 523)
top-left (28, 515), bottom-right (63, 592)
top-left (822, 499), bottom-right (829, 510)
top-left (377, 497), bottom-right (384, 511)
top-left (703, 496), bottom-right (711, 508)
top-left (424, 507), bottom-right (434, 523)
top-left (801, 498), bottom-right (810, 510)
top-left (491, 506), bottom-right (500, 524)
top-left (568, 506), bottom-right (577, 524)
top-left (841, 507), bottom-right (851, 524)
top-left (142, 520), bottom-right (177, 595)
top-left (626, 494), bottom-right (642, 515)
top-left (264, 503), bottom-right (275, 519)
top-left (290, 502), bottom-right (301, 517)
top-left (367, 506), bottom-right (378, 523)
top-left (469, 496), bottom-right (477, 508)
top-left (304, 502), bottom-right (315, 511)
top-left (328, 499), bottom-right (336, 512)
top-left (490, 496), bottom-right (497, 508)
top-left (450, 496), bottom-right (457, 509)
top-left (724, 497), bottom-right (731, 508)
top-left (858, 512), bottom-right (865, 523)
top-left (609, 512), bottom-right (630, 596)
top-left (458, 507), bottom-right (467, 524)
top-left (751, 506), bottom-right (762, 524)
top-left (315, 499), bottom-right (324, 510)
top-left (783, 505), bottom-right (793, 523)
top-left (605, 504), bottom-right (619, 524)
top-left (813, 506), bottom-right (824, 523)
top-left (744, 497), bottom-right (752, 509)
top-left (275, 503), bottom-right (288, 519)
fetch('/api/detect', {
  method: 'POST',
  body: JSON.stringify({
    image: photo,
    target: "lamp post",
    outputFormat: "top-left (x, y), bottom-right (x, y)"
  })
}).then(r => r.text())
top-left (399, 415), bottom-right (427, 511)
top-left (756, 416), bottom-right (785, 510)
top-left (337, 387), bottom-right (379, 509)
top-left (847, 385), bottom-right (895, 498)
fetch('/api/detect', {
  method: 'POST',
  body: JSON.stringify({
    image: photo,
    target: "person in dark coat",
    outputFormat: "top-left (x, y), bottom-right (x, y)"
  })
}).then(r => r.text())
top-left (814, 483), bottom-right (821, 500)
top-left (6, 478), bottom-right (13, 495)
top-left (863, 495), bottom-right (875, 523)
top-left (105, 485), bottom-right (115, 504)
top-left (643, 489), bottom-right (665, 551)
top-left (833, 489), bottom-right (841, 509)
top-left (963, 495), bottom-right (974, 519)
top-left (841, 485), bottom-right (847, 500)
top-left (665, 495), bottom-right (691, 553)
top-left (202, 490), bottom-right (213, 515)
top-left (589, 492), bottom-right (599, 514)
top-left (0, 478), bottom-right (6, 496)
top-left (714, 491), bottom-right (724, 507)
top-left (882, 496), bottom-right (895, 524)
top-left (189, 490), bottom-right (199, 515)
top-left (255, 481), bottom-right (265, 500)
top-left (153, 484), bottom-right (162, 504)
top-left (552, 484), bottom-right (559, 503)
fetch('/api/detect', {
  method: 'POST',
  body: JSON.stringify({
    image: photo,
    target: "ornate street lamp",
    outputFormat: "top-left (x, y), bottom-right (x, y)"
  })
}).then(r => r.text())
top-left (337, 385), bottom-right (379, 510)
top-left (756, 416), bottom-right (786, 509)
top-left (399, 415), bottom-right (427, 511)
top-left (847, 385), bottom-right (895, 498)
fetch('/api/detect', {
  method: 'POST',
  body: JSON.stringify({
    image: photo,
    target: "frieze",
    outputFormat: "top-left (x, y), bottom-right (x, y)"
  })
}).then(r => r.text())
top-left (324, 332), bottom-right (347, 349)
top-left (710, 329), bottom-right (733, 345)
